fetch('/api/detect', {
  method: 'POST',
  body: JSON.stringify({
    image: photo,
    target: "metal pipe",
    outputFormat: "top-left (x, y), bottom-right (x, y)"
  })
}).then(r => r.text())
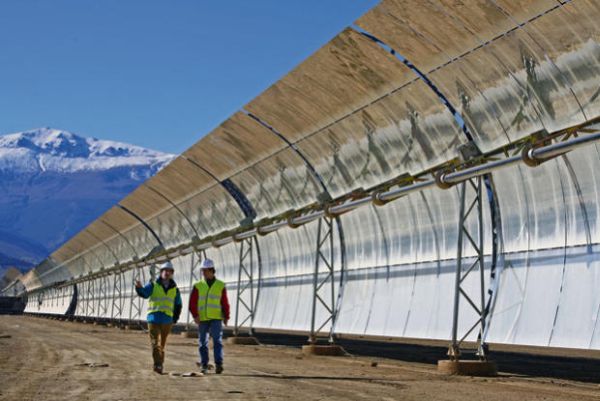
top-left (534, 131), bottom-right (600, 159)
top-left (291, 210), bottom-right (324, 225)
top-left (377, 180), bottom-right (434, 202)
top-left (329, 197), bottom-right (371, 215)
top-left (234, 229), bottom-right (258, 241)
top-left (213, 236), bottom-right (234, 247)
top-left (442, 131), bottom-right (600, 185)
top-left (178, 246), bottom-right (193, 256)
top-left (257, 220), bottom-right (287, 235)
top-left (443, 156), bottom-right (521, 185)
top-left (25, 129), bottom-right (600, 294)
top-left (195, 242), bottom-right (212, 251)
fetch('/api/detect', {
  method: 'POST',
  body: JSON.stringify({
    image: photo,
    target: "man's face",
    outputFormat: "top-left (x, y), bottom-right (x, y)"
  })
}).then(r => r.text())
top-left (202, 268), bottom-right (215, 280)
top-left (160, 268), bottom-right (174, 281)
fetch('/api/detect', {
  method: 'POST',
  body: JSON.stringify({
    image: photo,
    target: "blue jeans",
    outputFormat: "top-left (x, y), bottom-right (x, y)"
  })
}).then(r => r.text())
top-left (198, 320), bottom-right (223, 366)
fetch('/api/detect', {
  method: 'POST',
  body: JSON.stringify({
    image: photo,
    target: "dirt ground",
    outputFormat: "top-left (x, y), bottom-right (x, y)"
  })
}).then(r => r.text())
top-left (0, 316), bottom-right (599, 401)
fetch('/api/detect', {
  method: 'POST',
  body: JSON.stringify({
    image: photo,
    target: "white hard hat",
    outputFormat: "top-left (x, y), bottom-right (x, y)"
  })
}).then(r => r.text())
top-left (159, 261), bottom-right (174, 271)
top-left (200, 258), bottom-right (215, 270)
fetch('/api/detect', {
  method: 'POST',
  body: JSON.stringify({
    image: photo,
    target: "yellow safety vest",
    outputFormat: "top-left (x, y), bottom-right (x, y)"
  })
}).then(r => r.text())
top-left (148, 282), bottom-right (177, 317)
top-left (194, 279), bottom-right (225, 321)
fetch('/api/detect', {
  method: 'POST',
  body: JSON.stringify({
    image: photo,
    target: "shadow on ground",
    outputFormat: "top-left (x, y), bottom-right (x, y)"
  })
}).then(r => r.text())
top-left (245, 331), bottom-right (600, 384)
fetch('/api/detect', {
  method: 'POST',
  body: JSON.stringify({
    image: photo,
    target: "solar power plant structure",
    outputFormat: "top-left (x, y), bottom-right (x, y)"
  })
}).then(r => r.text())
top-left (7, 0), bottom-right (600, 357)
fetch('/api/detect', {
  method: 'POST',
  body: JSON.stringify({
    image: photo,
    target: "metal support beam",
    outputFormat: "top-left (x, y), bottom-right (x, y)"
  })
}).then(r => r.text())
top-left (129, 266), bottom-right (146, 327)
top-left (86, 278), bottom-right (96, 318)
top-left (75, 283), bottom-right (83, 316)
top-left (309, 216), bottom-right (340, 344)
top-left (233, 237), bottom-right (262, 336)
top-left (111, 270), bottom-right (124, 321)
top-left (186, 250), bottom-right (207, 331)
top-left (81, 282), bottom-right (87, 317)
top-left (448, 176), bottom-right (489, 360)
top-left (98, 275), bottom-right (109, 318)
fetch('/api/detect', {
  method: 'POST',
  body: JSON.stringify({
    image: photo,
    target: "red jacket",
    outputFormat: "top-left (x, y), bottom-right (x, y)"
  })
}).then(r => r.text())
top-left (189, 280), bottom-right (230, 322)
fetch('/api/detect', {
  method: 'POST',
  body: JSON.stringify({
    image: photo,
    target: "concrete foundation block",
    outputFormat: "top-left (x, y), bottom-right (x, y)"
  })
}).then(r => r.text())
top-left (437, 360), bottom-right (497, 376)
top-left (181, 330), bottom-right (198, 338)
top-left (226, 336), bottom-right (260, 345)
top-left (301, 344), bottom-right (346, 356)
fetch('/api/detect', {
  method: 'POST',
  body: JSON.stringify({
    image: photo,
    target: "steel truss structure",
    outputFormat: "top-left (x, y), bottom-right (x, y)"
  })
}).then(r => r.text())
top-left (448, 176), bottom-right (488, 360)
top-left (11, 0), bottom-right (600, 357)
top-left (185, 250), bottom-right (206, 330)
top-left (309, 216), bottom-right (341, 344)
top-left (233, 237), bottom-right (261, 336)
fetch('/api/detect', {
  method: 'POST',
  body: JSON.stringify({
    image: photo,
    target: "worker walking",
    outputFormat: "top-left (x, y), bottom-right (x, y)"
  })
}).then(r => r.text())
top-left (189, 258), bottom-right (230, 374)
top-left (135, 261), bottom-right (182, 374)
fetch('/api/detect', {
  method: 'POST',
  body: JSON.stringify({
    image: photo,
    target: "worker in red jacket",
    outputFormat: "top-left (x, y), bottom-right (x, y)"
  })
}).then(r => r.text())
top-left (189, 258), bottom-right (230, 374)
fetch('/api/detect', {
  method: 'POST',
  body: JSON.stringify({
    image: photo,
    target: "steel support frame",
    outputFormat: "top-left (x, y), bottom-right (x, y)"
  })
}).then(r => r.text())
top-left (448, 176), bottom-right (489, 360)
top-left (233, 237), bottom-right (262, 336)
top-left (129, 266), bottom-right (146, 327)
top-left (86, 278), bottom-right (96, 318)
top-left (97, 275), bottom-right (109, 318)
top-left (54, 287), bottom-right (59, 311)
top-left (79, 281), bottom-right (87, 317)
top-left (186, 250), bottom-right (207, 330)
top-left (309, 216), bottom-right (343, 344)
top-left (50, 287), bottom-right (56, 311)
top-left (75, 283), bottom-right (83, 316)
top-left (111, 270), bottom-right (124, 321)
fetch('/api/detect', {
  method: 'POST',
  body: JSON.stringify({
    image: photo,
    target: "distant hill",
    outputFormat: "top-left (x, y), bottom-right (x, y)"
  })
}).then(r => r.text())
top-left (0, 128), bottom-right (175, 275)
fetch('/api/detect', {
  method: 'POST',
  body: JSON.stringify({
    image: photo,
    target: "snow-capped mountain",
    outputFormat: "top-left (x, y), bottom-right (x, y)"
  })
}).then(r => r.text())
top-left (0, 127), bottom-right (173, 174)
top-left (0, 128), bottom-right (175, 274)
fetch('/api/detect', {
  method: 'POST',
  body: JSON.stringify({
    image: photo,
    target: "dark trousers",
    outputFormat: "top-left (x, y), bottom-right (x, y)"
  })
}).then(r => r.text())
top-left (198, 320), bottom-right (223, 366)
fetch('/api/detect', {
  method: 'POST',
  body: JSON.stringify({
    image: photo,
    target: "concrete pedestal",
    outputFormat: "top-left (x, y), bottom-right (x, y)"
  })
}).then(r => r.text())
top-left (437, 360), bottom-right (497, 376)
top-left (226, 336), bottom-right (260, 345)
top-left (181, 330), bottom-right (198, 338)
top-left (301, 344), bottom-right (346, 356)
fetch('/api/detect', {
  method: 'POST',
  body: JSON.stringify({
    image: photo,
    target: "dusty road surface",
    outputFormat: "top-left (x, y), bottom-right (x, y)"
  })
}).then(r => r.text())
top-left (0, 316), bottom-right (599, 401)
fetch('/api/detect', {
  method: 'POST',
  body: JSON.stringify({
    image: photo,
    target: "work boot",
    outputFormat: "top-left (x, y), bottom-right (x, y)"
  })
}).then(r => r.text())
top-left (216, 364), bottom-right (224, 374)
top-left (153, 364), bottom-right (163, 374)
top-left (200, 365), bottom-right (208, 374)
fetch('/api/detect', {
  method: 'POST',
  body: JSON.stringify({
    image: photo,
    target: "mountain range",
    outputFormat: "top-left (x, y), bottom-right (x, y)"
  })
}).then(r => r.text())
top-left (0, 128), bottom-right (174, 278)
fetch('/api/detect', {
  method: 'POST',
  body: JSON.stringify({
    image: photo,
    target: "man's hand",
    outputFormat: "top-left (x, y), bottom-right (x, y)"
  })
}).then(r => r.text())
top-left (134, 280), bottom-right (142, 288)
top-left (223, 319), bottom-right (228, 327)
top-left (193, 316), bottom-right (200, 325)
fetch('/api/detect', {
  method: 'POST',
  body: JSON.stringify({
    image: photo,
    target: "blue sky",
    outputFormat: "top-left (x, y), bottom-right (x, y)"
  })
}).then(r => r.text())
top-left (0, 1), bottom-right (379, 154)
